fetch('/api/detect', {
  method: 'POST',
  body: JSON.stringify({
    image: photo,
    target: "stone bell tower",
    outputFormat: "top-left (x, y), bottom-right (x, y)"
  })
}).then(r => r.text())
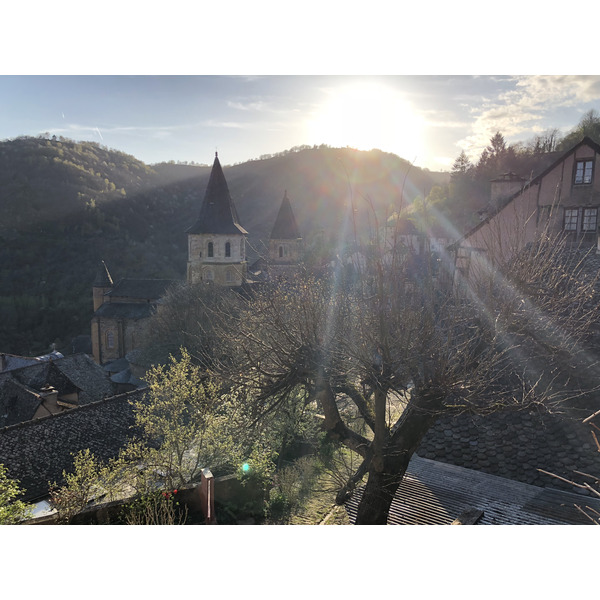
top-left (186, 152), bottom-right (248, 286)
top-left (268, 190), bottom-right (302, 277)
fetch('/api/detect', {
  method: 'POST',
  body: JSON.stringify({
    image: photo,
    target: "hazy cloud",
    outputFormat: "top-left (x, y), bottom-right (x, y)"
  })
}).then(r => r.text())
top-left (227, 100), bottom-right (268, 111)
top-left (458, 75), bottom-right (600, 159)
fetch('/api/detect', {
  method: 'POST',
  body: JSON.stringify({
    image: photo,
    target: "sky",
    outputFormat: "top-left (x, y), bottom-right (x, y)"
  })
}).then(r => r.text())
top-left (2, 74), bottom-right (600, 172)
top-left (2, 0), bottom-right (598, 577)
top-left (3, 3), bottom-right (600, 175)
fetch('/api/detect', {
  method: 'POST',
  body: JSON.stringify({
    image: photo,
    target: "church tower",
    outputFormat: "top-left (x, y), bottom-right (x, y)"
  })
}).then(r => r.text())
top-left (92, 260), bottom-right (113, 312)
top-left (268, 191), bottom-right (302, 277)
top-left (186, 153), bottom-right (248, 286)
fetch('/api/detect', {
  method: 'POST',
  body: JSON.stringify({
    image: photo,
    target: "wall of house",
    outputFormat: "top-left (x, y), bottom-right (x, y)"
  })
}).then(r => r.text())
top-left (92, 285), bottom-right (112, 312)
top-left (92, 317), bottom-right (151, 365)
top-left (490, 176), bottom-right (526, 208)
top-left (460, 142), bottom-right (600, 277)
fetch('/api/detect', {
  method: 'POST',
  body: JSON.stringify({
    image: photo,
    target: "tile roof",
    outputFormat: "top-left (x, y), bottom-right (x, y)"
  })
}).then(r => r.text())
top-left (0, 379), bottom-right (41, 428)
top-left (0, 351), bottom-right (64, 373)
top-left (0, 354), bottom-right (117, 427)
top-left (417, 407), bottom-right (600, 494)
top-left (345, 455), bottom-right (600, 525)
top-left (106, 278), bottom-right (175, 301)
top-left (0, 389), bottom-right (146, 501)
top-left (186, 153), bottom-right (248, 236)
top-left (270, 191), bottom-right (301, 240)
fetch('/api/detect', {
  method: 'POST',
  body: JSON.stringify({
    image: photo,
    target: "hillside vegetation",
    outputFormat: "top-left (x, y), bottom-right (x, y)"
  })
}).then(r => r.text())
top-left (0, 137), bottom-right (446, 355)
top-left (2, 107), bottom-right (597, 356)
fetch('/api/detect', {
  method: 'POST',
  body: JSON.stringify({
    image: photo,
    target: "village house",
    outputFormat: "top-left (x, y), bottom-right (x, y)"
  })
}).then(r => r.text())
top-left (0, 353), bottom-right (116, 428)
top-left (453, 136), bottom-right (600, 280)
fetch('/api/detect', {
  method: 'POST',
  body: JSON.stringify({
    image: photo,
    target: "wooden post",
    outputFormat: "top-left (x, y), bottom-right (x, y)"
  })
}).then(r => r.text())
top-left (200, 468), bottom-right (217, 524)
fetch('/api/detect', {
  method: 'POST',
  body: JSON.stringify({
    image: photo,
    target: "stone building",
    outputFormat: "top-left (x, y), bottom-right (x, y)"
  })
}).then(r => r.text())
top-left (91, 152), bottom-right (303, 365)
top-left (267, 190), bottom-right (303, 278)
top-left (186, 152), bottom-right (248, 286)
top-left (90, 261), bottom-right (175, 365)
top-left (0, 353), bottom-right (116, 428)
top-left (454, 136), bottom-right (600, 279)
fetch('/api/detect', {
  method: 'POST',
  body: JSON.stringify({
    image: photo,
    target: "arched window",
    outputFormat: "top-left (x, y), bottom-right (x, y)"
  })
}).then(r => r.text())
top-left (225, 241), bottom-right (231, 257)
top-left (106, 330), bottom-right (115, 349)
top-left (208, 241), bottom-right (214, 258)
top-left (226, 269), bottom-right (234, 283)
top-left (204, 268), bottom-right (214, 281)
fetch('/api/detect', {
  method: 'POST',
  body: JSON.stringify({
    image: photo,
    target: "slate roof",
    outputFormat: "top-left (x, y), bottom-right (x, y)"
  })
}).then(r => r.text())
top-left (0, 351), bottom-right (64, 373)
top-left (345, 455), bottom-right (600, 525)
top-left (417, 407), bottom-right (600, 495)
top-left (0, 354), bottom-right (117, 427)
top-left (94, 301), bottom-right (154, 320)
top-left (270, 191), bottom-right (301, 240)
top-left (0, 379), bottom-right (41, 428)
top-left (0, 389), bottom-right (145, 501)
top-left (186, 153), bottom-right (248, 236)
top-left (93, 260), bottom-right (113, 287)
top-left (106, 278), bottom-right (175, 301)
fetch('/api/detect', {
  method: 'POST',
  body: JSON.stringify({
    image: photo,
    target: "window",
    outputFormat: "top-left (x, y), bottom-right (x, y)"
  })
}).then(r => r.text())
top-left (226, 269), bottom-right (234, 283)
top-left (240, 239), bottom-right (245, 258)
top-left (279, 245), bottom-right (283, 258)
top-left (564, 208), bottom-right (579, 231)
top-left (106, 330), bottom-right (115, 349)
top-left (582, 207), bottom-right (598, 232)
top-left (208, 242), bottom-right (214, 257)
top-left (204, 268), bottom-right (214, 281)
top-left (225, 241), bottom-right (231, 257)
top-left (574, 159), bottom-right (594, 184)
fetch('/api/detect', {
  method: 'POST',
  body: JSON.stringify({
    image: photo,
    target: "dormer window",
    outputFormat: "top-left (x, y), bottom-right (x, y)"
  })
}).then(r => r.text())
top-left (574, 159), bottom-right (594, 185)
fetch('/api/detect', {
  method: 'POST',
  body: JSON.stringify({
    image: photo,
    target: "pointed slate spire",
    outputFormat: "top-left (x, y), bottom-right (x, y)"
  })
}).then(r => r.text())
top-left (270, 190), bottom-right (300, 240)
top-left (187, 153), bottom-right (248, 235)
top-left (93, 260), bottom-right (113, 287)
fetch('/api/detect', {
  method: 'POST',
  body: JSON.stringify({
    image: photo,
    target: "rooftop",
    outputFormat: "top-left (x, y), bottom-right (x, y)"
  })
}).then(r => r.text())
top-left (345, 455), bottom-right (600, 524)
top-left (186, 153), bottom-right (248, 236)
top-left (106, 278), bottom-right (176, 301)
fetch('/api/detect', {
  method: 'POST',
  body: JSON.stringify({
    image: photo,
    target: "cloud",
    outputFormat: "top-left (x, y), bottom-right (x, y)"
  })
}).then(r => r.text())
top-left (227, 100), bottom-right (267, 111)
top-left (201, 119), bottom-right (247, 129)
top-left (457, 75), bottom-right (600, 158)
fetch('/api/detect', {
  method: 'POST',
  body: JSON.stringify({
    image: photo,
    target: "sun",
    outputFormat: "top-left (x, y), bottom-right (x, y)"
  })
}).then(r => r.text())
top-left (306, 81), bottom-right (425, 162)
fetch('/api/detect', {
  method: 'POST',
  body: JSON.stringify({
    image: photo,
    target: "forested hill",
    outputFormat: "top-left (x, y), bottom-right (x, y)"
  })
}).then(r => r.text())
top-left (0, 137), bottom-right (447, 356)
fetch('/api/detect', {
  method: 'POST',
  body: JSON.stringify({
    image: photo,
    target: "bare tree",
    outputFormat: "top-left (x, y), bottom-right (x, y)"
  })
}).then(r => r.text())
top-left (195, 209), bottom-right (600, 524)
top-left (539, 408), bottom-right (600, 524)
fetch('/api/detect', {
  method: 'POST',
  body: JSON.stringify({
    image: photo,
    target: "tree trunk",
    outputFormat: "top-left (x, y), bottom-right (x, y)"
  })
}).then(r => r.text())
top-left (354, 389), bottom-right (443, 525)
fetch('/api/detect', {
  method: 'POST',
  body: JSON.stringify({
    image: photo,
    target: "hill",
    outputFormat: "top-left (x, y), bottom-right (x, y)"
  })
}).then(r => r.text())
top-left (0, 137), bottom-right (448, 355)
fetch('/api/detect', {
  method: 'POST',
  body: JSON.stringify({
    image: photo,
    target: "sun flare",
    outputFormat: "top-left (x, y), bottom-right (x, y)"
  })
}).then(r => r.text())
top-left (307, 82), bottom-right (425, 162)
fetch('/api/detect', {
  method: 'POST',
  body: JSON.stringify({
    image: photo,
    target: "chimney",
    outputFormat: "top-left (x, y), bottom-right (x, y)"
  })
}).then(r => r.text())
top-left (39, 385), bottom-right (60, 415)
